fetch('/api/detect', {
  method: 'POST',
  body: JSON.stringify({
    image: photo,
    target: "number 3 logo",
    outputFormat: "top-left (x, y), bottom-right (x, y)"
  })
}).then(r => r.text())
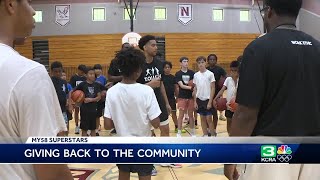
top-left (261, 145), bottom-right (276, 158)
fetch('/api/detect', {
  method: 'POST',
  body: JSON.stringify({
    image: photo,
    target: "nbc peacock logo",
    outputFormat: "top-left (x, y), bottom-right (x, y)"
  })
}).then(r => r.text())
top-left (276, 145), bottom-right (293, 163)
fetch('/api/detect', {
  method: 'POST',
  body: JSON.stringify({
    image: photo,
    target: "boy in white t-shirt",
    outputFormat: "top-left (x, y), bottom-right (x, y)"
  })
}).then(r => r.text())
top-left (213, 61), bottom-right (240, 135)
top-left (104, 48), bottom-right (161, 180)
top-left (193, 56), bottom-right (216, 137)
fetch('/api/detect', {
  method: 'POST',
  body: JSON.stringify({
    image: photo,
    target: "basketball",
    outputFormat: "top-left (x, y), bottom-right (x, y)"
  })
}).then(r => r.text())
top-left (218, 77), bottom-right (226, 89)
top-left (71, 90), bottom-right (85, 103)
top-left (216, 98), bottom-right (227, 111)
top-left (229, 97), bottom-right (238, 112)
top-left (101, 90), bottom-right (107, 100)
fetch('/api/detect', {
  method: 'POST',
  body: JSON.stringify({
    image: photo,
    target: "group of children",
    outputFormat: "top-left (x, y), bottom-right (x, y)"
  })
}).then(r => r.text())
top-left (51, 63), bottom-right (108, 137)
top-left (162, 55), bottom-right (240, 137)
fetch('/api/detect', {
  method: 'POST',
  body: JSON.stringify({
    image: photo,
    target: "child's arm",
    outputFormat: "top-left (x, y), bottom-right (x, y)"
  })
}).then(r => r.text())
top-left (193, 85), bottom-right (198, 110)
top-left (208, 81), bottom-right (216, 109)
top-left (177, 81), bottom-right (193, 90)
top-left (174, 84), bottom-right (179, 98)
top-left (150, 117), bottom-right (160, 129)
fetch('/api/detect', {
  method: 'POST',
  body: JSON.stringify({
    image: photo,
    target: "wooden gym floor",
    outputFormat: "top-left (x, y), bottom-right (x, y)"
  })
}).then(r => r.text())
top-left (67, 114), bottom-right (228, 180)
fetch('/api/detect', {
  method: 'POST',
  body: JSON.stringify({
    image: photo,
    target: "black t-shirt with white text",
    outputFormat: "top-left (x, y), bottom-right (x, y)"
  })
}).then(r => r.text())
top-left (175, 70), bottom-right (195, 99)
top-left (75, 81), bottom-right (101, 112)
top-left (237, 29), bottom-right (320, 136)
top-left (70, 74), bottom-right (87, 88)
top-left (51, 77), bottom-right (68, 113)
top-left (163, 74), bottom-right (176, 100)
top-left (207, 65), bottom-right (226, 94)
top-left (137, 59), bottom-right (168, 121)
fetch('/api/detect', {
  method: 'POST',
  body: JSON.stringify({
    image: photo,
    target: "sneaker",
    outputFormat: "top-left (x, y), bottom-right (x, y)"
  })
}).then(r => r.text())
top-left (75, 126), bottom-right (80, 134)
top-left (151, 167), bottom-right (157, 176)
top-left (175, 129), bottom-right (186, 133)
top-left (208, 132), bottom-right (212, 137)
top-left (161, 164), bottom-right (182, 168)
top-left (110, 129), bottom-right (117, 134)
top-left (96, 132), bottom-right (100, 136)
top-left (176, 133), bottom-right (182, 137)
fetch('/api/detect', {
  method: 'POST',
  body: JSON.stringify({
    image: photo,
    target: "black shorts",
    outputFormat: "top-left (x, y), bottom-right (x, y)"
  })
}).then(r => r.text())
top-left (196, 98), bottom-right (213, 116)
top-left (117, 164), bottom-right (153, 176)
top-left (225, 110), bottom-right (234, 119)
top-left (168, 98), bottom-right (176, 111)
top-left (96, 101), bottom-right (105, 118)
top-left (80, 109), bottom-right (97, 130)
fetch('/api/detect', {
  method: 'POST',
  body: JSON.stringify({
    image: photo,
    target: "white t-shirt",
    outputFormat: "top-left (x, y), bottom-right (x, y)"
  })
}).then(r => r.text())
top-left (223, 77), bottom-right (239, 103)
top-left (193, 70), bottom-right (215, 101)
top-left (104, 83), bottom-right (161, 137)
top-left (0, 44), bottom-right (67, 180)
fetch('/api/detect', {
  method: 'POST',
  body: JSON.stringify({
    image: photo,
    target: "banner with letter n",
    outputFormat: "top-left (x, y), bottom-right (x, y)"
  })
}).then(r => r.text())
top-left (55, 5), bottom-right (71, 26)
top-left (178, 4), bottom-right (193, 25)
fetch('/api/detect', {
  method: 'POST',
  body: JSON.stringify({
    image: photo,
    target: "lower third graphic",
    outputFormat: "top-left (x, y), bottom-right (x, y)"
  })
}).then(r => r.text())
top-left (261, 145), bottom-right (293, 163)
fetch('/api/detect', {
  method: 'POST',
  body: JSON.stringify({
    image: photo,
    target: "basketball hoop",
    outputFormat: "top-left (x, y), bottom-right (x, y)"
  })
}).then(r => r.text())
top-left (122, 32), bottom-right (141, 47)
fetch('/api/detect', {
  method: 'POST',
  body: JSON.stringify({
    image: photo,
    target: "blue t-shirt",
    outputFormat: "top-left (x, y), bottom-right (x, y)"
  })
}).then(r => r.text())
top-left (96, 75), bottom-right (107, 86)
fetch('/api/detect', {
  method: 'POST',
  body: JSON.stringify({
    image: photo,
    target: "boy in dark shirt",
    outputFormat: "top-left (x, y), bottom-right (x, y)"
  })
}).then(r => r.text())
top-left (163, 61), bottom-right (182, 133)
top-left (69, 64), bottom-right (87, 134)
top-left (50, 61), bottom-right (69, 136)
top-left (69, 67), bottom-right (101, 137)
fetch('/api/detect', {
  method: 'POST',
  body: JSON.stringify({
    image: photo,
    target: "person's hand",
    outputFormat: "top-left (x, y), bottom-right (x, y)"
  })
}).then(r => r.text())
top-left (224, 164), bottom-right (239, 180)
top-left (166, 104), bottom-right (172, 115)
top-left (194, 101), bottom-right (198, 110)
top-left (105, 82), bottom-right (113, 89)
top-left (226, 102), bottom-right (231, 110)
top-left (149, 78), bottom-right (161, 88)
top-left (207, 102), bottom-right (212, 110)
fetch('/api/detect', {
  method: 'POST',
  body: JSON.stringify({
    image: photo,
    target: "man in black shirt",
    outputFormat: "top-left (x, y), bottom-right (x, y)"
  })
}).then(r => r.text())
top-left (51, 61), bottom-right (69, 136)
top-left (108, 43), bottom-right (132, 84)
top-left (207, 54), bottom-right (227, 136)
top-left (225, 0), bottom-right (320, 179)
top-left (69, 64), bottom-right (87, 134)
top-left (137, 35), bottom-right (171, 137)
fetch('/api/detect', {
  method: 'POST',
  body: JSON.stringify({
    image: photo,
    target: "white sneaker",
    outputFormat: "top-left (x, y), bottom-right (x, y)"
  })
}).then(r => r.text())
top-left (75, 126), bottom-right (80, 134)
top-left (176, 133), bottom-right (182, 137)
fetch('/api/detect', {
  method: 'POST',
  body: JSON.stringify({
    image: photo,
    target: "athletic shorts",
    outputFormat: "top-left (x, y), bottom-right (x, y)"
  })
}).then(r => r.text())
top-left (177, 98), bottom-right (194, 111)
top-left (225, 110), bottom-right (234, 119)
top-left (196, 98), bottom-right (213, 116)
top-left (168, 98), bottom-right (176, 111)
top-left (80, 109), bottom-right (97, 131)
top-left (96, 101), bottom-right (105, 118)
top-left (117, 164), bottom-right (153, 177)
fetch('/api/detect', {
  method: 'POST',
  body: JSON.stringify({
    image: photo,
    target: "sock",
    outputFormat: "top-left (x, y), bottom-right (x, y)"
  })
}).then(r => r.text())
top-left (213, 129), bottom-right (217, 134)
top-left (178, 130), bottom-right (181, 134)
top-left (191, 128), bottom-right (195, 135)
top-left (95, 129), bottom-right (98, 133)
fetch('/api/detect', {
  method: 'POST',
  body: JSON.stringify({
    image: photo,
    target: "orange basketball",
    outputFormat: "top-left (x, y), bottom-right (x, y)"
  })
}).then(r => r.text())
top-left (218, 77), bottom-right (226, 89)
top-left (71, 90), bottom-right (85, 103)
top-left (229, 97), bottom-right (238, 112)
top-left (216, 98), bottom-right (227, 111)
